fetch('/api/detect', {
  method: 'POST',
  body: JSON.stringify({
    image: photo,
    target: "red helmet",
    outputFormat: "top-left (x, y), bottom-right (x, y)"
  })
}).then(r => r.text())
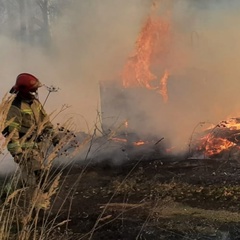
top-left (11, 73), bottom-right (42, 93)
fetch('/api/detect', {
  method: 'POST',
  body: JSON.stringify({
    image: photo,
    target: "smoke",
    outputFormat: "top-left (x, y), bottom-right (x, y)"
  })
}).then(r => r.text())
top-left (1, 0), bottom-right (240, 169)
top-left (47, 0), bottom-right (152, 130)
top-left (157, 0), bottom-right (240, 151)
top-left (0, 0), bottom-right (151, 127)
top-left (74, 0), bottom-right (240, 155)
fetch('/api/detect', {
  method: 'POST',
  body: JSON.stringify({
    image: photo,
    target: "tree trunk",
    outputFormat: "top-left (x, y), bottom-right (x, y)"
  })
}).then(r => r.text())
top-left (40, 0), bottom-right (51, 48)
top-left (18, 0), bottom-right (28, 43)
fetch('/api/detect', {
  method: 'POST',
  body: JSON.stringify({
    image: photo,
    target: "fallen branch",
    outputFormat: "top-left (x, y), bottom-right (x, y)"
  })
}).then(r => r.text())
top-left (99, 202), bottom-right (147, 209)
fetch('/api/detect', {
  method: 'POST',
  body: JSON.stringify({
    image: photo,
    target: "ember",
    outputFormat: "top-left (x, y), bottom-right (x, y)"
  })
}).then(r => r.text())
top-left (133, 140), bottom-right (145, 146)
top-left (111, 137), bottom-right (127, 143)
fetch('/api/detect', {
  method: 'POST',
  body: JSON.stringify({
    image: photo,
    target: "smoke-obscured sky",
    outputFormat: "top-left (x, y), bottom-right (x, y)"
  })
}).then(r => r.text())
top-left (1, 0), bottom-right (240, 153)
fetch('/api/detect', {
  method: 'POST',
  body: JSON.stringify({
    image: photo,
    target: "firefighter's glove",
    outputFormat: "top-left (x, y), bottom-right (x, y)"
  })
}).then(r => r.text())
top-left (37, 132), bottom-right (49, 142)
top-left (13, 153), bottom-right (23, 164)
top-left (52, 136), bottom-right (60, 147)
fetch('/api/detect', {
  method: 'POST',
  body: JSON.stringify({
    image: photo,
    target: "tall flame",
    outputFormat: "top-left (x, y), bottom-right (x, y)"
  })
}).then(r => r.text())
top-left (159, 69), bottom-right (169, 102)
top-left (121, 5), bottom-right (171, 102)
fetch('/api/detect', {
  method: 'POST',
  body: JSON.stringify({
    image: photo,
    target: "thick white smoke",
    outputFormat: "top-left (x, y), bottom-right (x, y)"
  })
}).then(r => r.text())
top-left (1, 0), bottom-right (240, 171)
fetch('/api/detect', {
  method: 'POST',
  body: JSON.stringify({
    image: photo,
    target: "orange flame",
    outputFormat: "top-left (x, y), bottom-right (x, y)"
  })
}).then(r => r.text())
top-left (121, 9), bottom-right (171, 101)
top-left (219, 118), bottom-right (240, 130)
top-left (198, 134), bottom-right (237, 157)
top-left (159, 69), bottom-right (169, 102)
top-left (133, 140), bottom-right (145, 146)
top-left (205, 137), bottom-right (236, 156)
top-left (111, 137), bottom-right (127, 143)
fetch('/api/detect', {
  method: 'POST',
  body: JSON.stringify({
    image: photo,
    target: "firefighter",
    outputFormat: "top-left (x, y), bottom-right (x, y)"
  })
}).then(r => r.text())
top-left (2, 73), bottom-right (59, 192)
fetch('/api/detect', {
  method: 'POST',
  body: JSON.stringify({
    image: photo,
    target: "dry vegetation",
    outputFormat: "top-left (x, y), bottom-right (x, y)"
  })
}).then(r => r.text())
top-left (0, 94), bottom-right (91, 240)
top-left (1, 94), bottom-right (240, 240)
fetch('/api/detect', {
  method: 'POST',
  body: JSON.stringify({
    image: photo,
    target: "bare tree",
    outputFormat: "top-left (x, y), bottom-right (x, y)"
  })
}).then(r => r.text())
top-left (0, 0), bottom-right (69, 49)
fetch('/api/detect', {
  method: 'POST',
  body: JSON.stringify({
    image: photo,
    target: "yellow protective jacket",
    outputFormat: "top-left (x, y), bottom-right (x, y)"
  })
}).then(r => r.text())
top-left (3, 95), bottom-right (54, 156)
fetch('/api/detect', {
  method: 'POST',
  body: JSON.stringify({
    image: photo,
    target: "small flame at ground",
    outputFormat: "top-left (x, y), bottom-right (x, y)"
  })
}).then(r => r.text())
top-left (194, 118), bottom-right (240, 157)
top-left (204, 136), bottom-right (236, 156)
top-left (133, 140), bottom-right (145, 146)
top-left (111, 137), bottom-right (127, 143)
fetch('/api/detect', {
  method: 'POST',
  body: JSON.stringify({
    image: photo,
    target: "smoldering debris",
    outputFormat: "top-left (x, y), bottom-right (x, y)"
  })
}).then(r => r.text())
top-left (54, 122), bottom-right (184, 168)
top-left (189, 118), bottom-right (240, 160)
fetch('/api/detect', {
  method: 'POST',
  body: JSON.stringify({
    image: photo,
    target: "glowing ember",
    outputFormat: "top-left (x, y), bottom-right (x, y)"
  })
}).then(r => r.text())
top-left (111, 137), bottom-right (146, 147)
top-left (111, 137), bottom-right (127, 143)
top-left (133, 140), bottom-right (145, 146)
top-left (165, 147), bottom-right (174, 153)
top-left (121, 4), bottom-right (171, 102)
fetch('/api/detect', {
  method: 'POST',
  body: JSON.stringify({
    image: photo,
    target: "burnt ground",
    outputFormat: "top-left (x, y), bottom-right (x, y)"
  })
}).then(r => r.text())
top-left (45, 155), bottom-right (240, 240)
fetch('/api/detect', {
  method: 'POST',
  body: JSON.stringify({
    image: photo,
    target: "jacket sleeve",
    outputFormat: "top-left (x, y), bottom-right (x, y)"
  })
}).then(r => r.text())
top-left (38, 102), bottom-right (59, 144)
top-left (6, 105), bottom-right (23, 156)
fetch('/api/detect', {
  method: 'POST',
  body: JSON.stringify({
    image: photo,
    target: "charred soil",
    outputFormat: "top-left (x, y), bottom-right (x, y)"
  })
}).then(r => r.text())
top-left (48, 157), bottom-right (240, 240)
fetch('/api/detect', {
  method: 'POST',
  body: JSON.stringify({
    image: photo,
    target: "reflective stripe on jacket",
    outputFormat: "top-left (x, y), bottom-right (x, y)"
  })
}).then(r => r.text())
top-left (5, 95), bottom-right (54, 156)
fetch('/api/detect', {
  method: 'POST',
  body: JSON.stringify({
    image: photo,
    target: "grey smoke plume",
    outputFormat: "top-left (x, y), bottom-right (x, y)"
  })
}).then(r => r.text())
top-left (1, 0), bottom-right (240, 172)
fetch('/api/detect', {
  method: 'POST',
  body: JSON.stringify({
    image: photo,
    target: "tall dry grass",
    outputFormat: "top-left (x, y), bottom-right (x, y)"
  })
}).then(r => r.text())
top-left (0, 92), bottom-right (141, 239)
top-left (0, 93), bottom-right (92, 240)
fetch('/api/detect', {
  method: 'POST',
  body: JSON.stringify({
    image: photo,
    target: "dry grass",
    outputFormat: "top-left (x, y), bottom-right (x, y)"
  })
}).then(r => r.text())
top-left (0, 94), bottom-right (92, 240)
top-left (153, 200), bottom-right (240, 222)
